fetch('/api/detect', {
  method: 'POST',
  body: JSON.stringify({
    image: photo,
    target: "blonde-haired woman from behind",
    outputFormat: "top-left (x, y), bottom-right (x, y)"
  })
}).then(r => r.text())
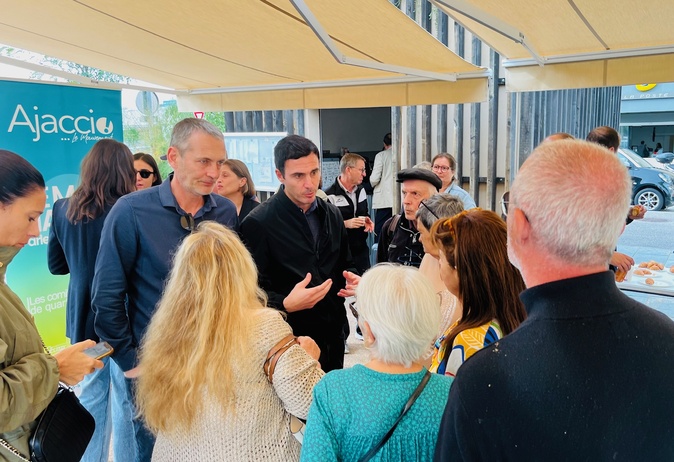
top-left (136, 222), bottom-right (324, 461)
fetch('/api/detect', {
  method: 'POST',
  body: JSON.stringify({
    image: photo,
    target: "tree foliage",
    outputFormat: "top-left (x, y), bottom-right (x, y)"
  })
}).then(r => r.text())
top-left (124, 100), bottom-right (226, 180)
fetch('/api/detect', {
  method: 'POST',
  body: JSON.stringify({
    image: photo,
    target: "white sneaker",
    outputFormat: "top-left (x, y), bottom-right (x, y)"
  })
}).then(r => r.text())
top-left (344, 343), bottom-right (350, 354)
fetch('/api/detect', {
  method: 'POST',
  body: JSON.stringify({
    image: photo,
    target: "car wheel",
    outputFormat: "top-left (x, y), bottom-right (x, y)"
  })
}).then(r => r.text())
top-left (635, 188), bottom-right (665, 211)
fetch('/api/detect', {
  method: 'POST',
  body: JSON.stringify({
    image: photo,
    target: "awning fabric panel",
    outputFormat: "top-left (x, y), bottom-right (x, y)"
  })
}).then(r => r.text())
top-left (0, 0), bottom-right (483, 94)
top-left (434, 0), bottom-right (674, 92)
top-left (177, 79), bottom-right (489, 112)
top-left (505, 54), bottom-right (674, 92)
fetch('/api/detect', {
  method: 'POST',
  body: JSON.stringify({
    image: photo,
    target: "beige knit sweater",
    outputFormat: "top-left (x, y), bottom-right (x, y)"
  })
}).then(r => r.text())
top-left (151, 309), bottom-right (324, 461)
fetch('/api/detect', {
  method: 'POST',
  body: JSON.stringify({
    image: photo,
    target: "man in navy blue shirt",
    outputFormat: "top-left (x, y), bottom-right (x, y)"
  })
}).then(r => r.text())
top-left (92, 118), bottom-right (237, 461)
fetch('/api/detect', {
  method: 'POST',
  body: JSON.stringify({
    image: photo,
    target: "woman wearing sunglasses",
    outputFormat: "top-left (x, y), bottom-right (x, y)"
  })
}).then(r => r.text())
top-left (48, 139), bottom-right (138, 462)
top-left (134, 152), bottom-right (162, 190)
top-left (429, 209), bottom-right (526, 378)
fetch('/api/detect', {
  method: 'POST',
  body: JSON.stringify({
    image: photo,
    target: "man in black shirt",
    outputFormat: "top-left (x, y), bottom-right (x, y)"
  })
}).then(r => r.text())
top-left (241, 135), bottom-right (356, 372)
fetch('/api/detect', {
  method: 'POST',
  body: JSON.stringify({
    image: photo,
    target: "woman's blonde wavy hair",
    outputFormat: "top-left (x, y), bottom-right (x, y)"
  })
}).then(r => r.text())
top-left (136, 221), bottom-right (267, 434)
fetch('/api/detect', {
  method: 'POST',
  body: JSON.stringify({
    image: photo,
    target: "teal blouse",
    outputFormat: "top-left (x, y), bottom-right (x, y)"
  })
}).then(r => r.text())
top-left (300, 365), bottom-right (453, 462)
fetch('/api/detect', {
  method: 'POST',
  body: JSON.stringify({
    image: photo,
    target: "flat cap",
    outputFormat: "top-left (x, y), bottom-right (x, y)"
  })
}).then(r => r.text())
top-left (396, 168), bottom-right (442, 190)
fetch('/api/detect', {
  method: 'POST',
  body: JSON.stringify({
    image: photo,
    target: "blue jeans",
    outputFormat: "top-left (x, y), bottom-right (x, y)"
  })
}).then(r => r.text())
top-left (76, 357), bottom-right (136, 462)
top-left (125, 377), bottom-right (156, 461)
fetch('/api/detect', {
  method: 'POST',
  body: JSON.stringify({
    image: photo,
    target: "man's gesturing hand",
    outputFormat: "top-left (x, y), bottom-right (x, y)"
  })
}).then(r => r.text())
top-left (283, 273), bottom-right (333, 313)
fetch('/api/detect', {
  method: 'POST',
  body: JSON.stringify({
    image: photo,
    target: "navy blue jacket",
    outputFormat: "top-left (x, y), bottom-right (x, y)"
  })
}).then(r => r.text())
top-left (47, 199), bottom-right (111, 343)
top-left (92, 176), bottom-right (238, 371)
top-left (434, 271), bottom-right (674, 461)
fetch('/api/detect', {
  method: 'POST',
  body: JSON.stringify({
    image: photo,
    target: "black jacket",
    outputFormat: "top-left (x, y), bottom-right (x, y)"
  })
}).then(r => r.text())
top-left (238, 196), bottom-right (259, 222)
top-left (240, 187), bottom-right (354, 343)
top-left (376, 214), bottom-right (424, 267)
top-left (324, 177), bottom-right (370, 272)
top-left (434, 272), bottom-right (674, 461)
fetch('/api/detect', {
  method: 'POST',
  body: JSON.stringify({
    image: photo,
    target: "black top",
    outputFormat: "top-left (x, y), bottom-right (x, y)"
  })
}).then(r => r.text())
top-left (240, 186), bottom-right (354, 346)
top-left (434, 271), bottom-right (674, 462)
top-left (376, 214), bottom-right (424, 268)
top-left (238, 196), bottom-right (259, 222)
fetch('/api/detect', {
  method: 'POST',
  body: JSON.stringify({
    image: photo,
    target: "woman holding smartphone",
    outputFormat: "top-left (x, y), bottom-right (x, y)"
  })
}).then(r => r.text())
top-left (0, 150), bottom-right (102, 461)
top-left (48, 139), bottom-right (137, 462)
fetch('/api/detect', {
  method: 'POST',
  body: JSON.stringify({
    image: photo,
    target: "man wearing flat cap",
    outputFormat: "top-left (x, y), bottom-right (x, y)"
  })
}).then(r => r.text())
top-left (376, 168), bottom-right (441, 267)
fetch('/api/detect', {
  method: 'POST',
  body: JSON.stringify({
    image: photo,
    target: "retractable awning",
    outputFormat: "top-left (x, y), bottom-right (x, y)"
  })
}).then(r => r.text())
top-left (0, 0), bottom-right (489, 110)
top-left (431, 0), bottom-right (674, 92)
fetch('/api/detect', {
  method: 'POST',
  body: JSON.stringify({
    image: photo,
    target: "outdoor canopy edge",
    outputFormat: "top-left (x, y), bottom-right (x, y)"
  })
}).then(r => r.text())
top-left (0, 0), bottom-right (490, 110)
top-left (432, 0), bottom-right (674, 92)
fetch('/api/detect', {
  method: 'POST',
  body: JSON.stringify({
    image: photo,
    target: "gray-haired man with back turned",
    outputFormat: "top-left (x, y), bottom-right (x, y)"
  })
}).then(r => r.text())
top-left (434, 139), bottom-right (674, 461)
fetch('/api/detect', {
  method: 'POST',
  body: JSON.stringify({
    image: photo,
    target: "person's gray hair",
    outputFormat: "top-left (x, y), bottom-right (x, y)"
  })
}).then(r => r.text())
top-left (340, 153), bottom-right (366, 174)
top-left (415, 193), bottom-right (464, 230)
top-left (510, 139), bottom-right (631, 267)
top-left (356, 264), bottom-right (440, 367)
top-left (413, 161), bottom-right (432, 170)
top-left (170, 118), bottom-right (224, 153)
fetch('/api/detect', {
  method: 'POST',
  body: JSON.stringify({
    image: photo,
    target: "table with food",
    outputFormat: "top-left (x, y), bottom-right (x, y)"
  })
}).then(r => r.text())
top-left (617, 260), bottom-right (674, 297)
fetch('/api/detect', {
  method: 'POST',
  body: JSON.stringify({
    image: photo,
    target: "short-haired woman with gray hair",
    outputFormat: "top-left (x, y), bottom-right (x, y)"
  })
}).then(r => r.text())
top-left (416, 193), bottom-right (464, 338)
top-left (300, 264), bottom-right (453, 461)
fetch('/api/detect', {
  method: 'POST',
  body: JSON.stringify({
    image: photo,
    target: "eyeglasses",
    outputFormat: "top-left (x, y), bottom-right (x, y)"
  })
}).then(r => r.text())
top-left (500, 191), bottom-right (510, 217)
top-left (136, 169), bottom-right (154, 179)
top-left (348, 302), bottom-right (359, 319)
top-left (418, 200), bottom-right (440, 220)
top-left (350, 166), bottom-right (366, 173)
top-left (432, 165), bottom-right (451, 172)
top-left (180, 213), bottom-right (196, 232)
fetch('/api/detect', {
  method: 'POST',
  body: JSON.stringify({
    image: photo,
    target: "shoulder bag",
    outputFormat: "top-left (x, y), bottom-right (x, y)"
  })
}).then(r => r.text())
top-left (0, 338), bottom-right (95, 462)
top-left (0, 382), bottom-right (95, 462)
top-left (264, 334), bottom-right (307, 444)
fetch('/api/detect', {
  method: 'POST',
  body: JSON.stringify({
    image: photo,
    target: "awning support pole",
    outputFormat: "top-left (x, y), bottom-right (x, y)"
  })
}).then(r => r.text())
top-left (289, 0), bottom-right (459, 82)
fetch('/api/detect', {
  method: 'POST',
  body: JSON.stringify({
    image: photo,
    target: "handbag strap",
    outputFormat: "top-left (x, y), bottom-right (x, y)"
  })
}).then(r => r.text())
top-left (263, 334), bottom-right (298, 383)
top-left (0, 436), bottom-right (30, 462)
top-left (358, 369), bottom-right (432, 462)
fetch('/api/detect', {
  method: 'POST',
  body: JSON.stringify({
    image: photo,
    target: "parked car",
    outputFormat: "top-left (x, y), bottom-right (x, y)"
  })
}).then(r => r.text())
top-left (642, 152), bottom-right (674, 172)
top-left (617, 148), bottom-right (674, 210)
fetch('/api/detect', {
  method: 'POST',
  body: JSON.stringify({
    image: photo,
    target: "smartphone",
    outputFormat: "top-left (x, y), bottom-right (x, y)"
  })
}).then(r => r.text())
top-left (83, 341), bottom-right (114, 360)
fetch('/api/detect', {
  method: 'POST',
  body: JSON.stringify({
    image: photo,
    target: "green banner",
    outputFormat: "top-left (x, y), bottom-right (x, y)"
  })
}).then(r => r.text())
top-left (0, 80), bottom-right (123, 350)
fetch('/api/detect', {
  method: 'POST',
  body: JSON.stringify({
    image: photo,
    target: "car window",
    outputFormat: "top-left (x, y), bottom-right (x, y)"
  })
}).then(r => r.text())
top-left (619, 148), bottom-right (652, 168)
